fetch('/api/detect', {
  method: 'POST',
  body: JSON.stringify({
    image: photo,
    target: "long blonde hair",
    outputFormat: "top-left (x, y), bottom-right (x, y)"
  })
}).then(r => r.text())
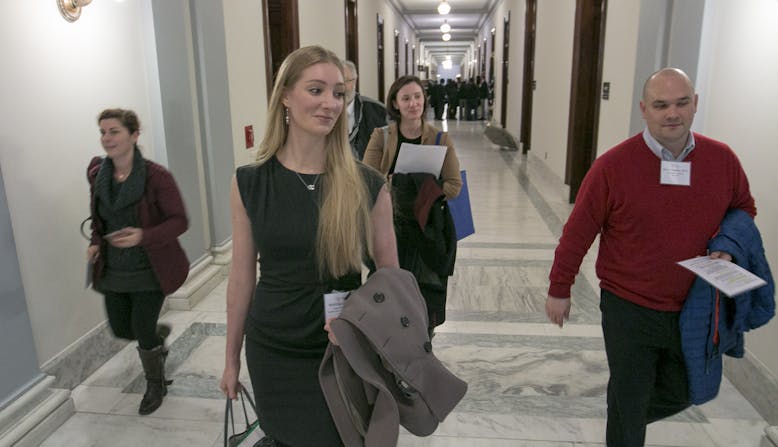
top-left (257, 46), bottom-right (373, 278)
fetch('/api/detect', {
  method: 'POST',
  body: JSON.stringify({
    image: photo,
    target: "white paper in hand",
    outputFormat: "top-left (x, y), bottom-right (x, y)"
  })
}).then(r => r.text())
top-left (678, 256), bottom-right (767, 297)
top-left (394, 143), bottom-right (447, 176)
top-left (323, 290), bottom-right (350, 320)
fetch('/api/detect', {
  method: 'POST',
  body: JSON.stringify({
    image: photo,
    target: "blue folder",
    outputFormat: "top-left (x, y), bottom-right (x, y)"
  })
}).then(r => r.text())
top-left (448, 170), bottom-right (474, 240)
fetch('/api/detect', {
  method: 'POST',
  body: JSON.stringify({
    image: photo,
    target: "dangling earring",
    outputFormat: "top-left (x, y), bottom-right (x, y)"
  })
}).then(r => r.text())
top-left (284, 107), bottom-right (290, 125)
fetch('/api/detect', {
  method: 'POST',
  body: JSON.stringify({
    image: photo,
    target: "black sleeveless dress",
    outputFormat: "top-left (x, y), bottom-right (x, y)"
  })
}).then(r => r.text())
top-left (235, 156), bottom-right (384, 447)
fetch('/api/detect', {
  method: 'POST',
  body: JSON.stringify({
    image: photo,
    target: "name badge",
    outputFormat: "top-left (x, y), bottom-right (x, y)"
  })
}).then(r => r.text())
top-left (323, 290), bottom-right (350, 320)
top-left (660, 161), bottom-right (691, 186)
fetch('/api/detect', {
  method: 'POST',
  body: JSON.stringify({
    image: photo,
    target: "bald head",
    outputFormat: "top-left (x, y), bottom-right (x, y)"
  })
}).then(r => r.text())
top-left (642, 68), bottom-right (694, 102)
top-left (639, 67), bottom-right (698, 156)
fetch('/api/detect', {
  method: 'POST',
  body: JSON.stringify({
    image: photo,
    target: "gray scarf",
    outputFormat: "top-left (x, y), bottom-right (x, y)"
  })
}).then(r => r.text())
top-left (94, 146), bottom-right (146, 213)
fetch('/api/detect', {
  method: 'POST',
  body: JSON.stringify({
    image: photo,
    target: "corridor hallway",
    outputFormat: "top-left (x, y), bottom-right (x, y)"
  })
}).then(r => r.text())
top-left (40, 120), bottom-right (768, 446)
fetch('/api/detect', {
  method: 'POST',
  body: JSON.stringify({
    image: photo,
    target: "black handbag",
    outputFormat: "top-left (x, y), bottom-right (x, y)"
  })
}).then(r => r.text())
top-left (224, 386), bottom-right (262, 447)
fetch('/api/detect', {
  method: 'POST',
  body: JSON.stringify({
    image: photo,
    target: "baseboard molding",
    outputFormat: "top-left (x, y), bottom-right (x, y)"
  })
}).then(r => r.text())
top-left (724, 351), bottom-right (778, 425)
top-left (41, 322), bottom-right (129, 390)
top-left (0, 375), bottom-right (73, 447)
top-left (212, 239), bottom-right (232, 267)
top-left (166, 255), bottom-right (225, 310)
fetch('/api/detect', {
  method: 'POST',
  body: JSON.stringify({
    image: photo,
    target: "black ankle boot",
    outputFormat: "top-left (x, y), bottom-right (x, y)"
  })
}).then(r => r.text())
top-left (137, 345), bottom-right (173, 415)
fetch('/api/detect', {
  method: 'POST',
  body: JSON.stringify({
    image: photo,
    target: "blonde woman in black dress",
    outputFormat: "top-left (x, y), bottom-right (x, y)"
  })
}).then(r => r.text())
top-left (219, 46), bottom-right (398, 447)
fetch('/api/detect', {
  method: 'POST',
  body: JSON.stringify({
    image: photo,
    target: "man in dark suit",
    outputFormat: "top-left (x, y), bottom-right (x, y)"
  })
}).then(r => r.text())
top-left (342, 60), bottom-right (387, 159)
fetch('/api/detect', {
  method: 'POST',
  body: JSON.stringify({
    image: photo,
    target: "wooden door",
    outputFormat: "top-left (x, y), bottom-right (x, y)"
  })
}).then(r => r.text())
top-left (262, 0), bottom-right (299, 98)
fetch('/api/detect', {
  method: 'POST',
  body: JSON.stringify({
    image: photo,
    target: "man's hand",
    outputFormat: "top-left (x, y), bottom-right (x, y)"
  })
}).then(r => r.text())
top-left (709, 251), bottom-right (732, 262)
top-left (546, 295), bottom-right (571, 328)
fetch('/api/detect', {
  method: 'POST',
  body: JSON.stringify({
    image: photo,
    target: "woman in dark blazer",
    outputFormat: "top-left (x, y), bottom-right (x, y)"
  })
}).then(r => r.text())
top-left (86, 108), bottom-right (189, 416)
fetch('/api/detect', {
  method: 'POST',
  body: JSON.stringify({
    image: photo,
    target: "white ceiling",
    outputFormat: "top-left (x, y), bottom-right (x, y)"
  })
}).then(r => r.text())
top-left (391, 0), bottom-right (499, 63)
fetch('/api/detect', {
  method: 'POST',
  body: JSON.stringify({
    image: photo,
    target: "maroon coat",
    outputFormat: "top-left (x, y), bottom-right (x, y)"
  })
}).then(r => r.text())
top-left (87, 156), bottom-right (189, 296)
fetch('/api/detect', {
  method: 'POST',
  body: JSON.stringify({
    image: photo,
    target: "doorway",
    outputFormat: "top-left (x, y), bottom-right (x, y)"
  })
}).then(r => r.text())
top-left (345, 0), bottom-right (359, 90)
top-left (565, 0), bottom-right (607, 202)
top-left (262, 0), bottom-right (300, 98)
top-left (520, 0), bottom-right (537, 153)
top-left (500, 12), bottom-right (511, 128)
top-left (377, 15), bottom-right (385, 102)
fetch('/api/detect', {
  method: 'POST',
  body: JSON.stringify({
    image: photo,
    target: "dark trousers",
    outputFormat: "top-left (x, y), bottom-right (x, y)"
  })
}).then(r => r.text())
top-left (600, 289), bottom-right (690, 447)
top-left (104, 290), bottom-right (165, 350)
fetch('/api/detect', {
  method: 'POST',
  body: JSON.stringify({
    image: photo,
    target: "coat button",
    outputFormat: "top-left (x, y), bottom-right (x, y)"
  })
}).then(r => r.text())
top-left (423, 341), bottom-right (432, 352)
top-left (400, 316), bottom-right (410, 327)
top-left (373, 292), bottom-right (385, 303)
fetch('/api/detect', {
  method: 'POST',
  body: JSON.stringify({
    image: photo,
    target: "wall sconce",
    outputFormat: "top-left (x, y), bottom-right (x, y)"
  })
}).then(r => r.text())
top-left (58, 0), bottom-right (93, 22)
top-left (442, 33), bottom-right (451, 42)
top-left (437, 0), bottom-right (451, 15)
top-left (394, 28), bottom-right (400, 37)
top-left (440, 20), bottom-right (451, 33)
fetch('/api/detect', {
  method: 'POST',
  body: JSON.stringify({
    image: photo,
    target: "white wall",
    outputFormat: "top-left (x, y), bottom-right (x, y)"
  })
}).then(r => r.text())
top-left (0, 1), bottom-right (161, 363)
top-left (223, 0), bottom-right (268, 166)
top-left (696, 0), bottom-right (778, 376)
top-left (597, 0), bottom-right (641, 156)
top-left (299, 0), bottom-right (346, 57)
top-left (529, 0), bottom-right (575, 179)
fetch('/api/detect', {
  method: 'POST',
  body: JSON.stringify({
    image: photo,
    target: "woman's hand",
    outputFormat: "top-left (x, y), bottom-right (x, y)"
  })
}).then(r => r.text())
top-left (220, 362), bottom-right (242, 400)
top-left (107, 227), bottom-right (143, 248)
top-left (86, 245), bottom-right (100, 263)
top-left (324, 317), bottom-right (339, 346)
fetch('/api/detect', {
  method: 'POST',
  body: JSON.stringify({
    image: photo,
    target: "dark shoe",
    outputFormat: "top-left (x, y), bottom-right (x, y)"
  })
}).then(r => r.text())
top-left (137, 345), bottom-right (173, 415)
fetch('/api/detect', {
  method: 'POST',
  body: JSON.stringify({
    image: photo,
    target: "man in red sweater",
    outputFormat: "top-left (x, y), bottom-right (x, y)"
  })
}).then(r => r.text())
top-left (546, 68), bottom-right (756, 446)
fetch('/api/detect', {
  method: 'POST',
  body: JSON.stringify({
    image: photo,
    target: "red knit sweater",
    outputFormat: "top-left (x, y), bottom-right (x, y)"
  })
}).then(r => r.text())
top-left (549, 133), bottom-right (756, 311)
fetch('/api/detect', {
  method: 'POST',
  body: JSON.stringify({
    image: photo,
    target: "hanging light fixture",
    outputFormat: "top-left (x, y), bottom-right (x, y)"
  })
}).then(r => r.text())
top-left (442, 33), bottom-right (451, 42)
top-left (440, 20), bottom-right (451, 33)
top-left (437, 0), bottom-right (451, 15)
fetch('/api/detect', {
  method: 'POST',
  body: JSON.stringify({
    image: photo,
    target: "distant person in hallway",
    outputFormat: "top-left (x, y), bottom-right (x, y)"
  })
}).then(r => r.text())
top-left (545, 68), bottom-right (756, 447)
top-left (220, 46), bottom-right (398, 447)
top-left (363, 75), bottom-right (462, 338)
top-left (86, 108), bottom-right (189, 416)
top-left (342, 59), bottom-right (387, 160)
top-left (445, 78), bottom-right (459, 119)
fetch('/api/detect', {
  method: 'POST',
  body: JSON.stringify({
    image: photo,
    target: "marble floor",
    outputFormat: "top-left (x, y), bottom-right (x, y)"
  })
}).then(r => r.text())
top-left (40, 119), bottom-right (768, 446)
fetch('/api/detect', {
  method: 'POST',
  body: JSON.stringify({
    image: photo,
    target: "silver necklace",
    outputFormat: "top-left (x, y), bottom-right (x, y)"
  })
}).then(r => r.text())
top-left (294, 171), bottom-right (320, 191)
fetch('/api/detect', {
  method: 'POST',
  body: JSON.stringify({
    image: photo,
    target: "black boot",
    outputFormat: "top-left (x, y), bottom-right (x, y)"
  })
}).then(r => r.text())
top-left (137, 345), bottom-right (173, 415)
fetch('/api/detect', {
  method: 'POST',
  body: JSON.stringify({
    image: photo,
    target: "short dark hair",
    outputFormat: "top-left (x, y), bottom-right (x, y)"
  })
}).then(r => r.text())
top-left (385, 75), bottom-right (427, 122)
top-left (97, 108), bottom-right (141, 135)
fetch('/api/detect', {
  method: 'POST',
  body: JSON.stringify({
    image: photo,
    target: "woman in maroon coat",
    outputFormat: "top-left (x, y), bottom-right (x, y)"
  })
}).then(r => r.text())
top-left (86, 108), bottom-right (189, 415)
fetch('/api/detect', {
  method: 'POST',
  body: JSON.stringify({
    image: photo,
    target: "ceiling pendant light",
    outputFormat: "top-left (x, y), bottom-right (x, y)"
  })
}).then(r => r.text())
top-left (440, 20), bottom-right (451, 33)
top-left (442, 33), bottom-right (451, 42)
top-left (437, 0), bottom-right (451, 15)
